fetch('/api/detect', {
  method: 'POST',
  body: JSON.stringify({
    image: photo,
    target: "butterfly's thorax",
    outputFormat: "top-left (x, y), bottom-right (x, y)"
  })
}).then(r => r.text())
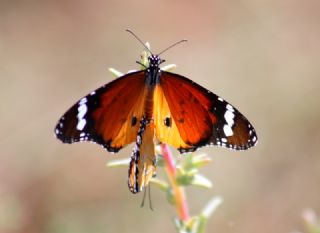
top-left (145, 55), bottom-right (162, 86)
top-left (143, 55), bottom-right (162, 121)
top-left (145, 67), bottom-right (161, 86)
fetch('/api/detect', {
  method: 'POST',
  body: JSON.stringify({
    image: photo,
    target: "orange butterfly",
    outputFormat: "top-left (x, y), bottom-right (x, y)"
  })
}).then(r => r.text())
top-left (55, 31), bottom-right (258, 193)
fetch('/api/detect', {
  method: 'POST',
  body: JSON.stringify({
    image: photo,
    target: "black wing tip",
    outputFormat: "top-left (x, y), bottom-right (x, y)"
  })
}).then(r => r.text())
top-left (54, 123), bottom-right (66, 142)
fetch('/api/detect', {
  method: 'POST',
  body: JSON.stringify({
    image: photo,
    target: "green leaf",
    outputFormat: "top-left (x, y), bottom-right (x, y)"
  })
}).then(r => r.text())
top-left (139, 42), bottom-right (151, 68)
top-left (193, 197), bottom-right (223, 233)
top-left (191, 154), bottom-right (211, 168)
top-left (166, 187), bottom-right (175, 205)
top-left (201, 196), bottom-right (223, 219)
top-left (161, 64), bottom-right (177, 71)
top-left (106, 158), bottom-right (130, 167)
top-left (176, 168), bottom-right (194, 186)
top-left (191, 174), bottom-right (212, 189)
top-left (108, 68), bottom-right (123, 78)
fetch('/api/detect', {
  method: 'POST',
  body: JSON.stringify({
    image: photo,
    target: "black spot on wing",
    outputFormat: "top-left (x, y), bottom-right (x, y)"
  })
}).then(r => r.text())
top-left (164, 117), bottom-right (172, 127)
top-left (131, 116), bottom-right (137, 126)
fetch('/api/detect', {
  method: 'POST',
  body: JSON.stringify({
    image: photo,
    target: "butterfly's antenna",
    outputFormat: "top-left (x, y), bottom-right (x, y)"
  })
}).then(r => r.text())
top-left (158, 39), bottom-right (187, 56)
top-left (126, 29), bottom-right (152, 54)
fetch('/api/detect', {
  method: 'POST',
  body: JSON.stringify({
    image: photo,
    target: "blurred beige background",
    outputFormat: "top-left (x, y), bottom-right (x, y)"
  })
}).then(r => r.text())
top-left (1, 1), bottom-right (320, 233)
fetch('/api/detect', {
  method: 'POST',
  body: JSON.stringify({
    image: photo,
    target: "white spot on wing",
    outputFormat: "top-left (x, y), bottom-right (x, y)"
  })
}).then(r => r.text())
top-left (79, 97), bottom-right (87, 105)
top-left (78, 104), bottom-right (87, 119)
top-left (252, 136), bottom-right (257, 142)
top-left (76, 97), bottom-right (88, 131)
top-left (223, 106), bottom-right (235, 137)
top-left (223, 124), bottom-right (233, 136)
top-left (224, 109), bottom-right (235, 127)
top-left (77, 119), bottom-right (86, 131)
top-left (226, 104), bottom-right (235, 112)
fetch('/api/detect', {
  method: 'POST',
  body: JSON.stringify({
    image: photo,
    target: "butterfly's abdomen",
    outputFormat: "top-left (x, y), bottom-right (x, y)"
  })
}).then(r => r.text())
top-left (143, 86), bottom-right (155, 121)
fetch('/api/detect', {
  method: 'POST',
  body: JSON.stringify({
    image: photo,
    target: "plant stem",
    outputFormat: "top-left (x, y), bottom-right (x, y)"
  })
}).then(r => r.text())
top-left (160, 143), bottom-right (190, 221)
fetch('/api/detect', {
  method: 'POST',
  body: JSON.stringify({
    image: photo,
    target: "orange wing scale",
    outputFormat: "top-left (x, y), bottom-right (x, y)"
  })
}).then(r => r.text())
top-left (153, 85), bottom-right (191, 150)
top-left (154, 71), bottom-right (257, 151)
top-left (91, 72), bottom-right (147, 149)
top-left (153, 72), bottom-right (216, 151)
top-left (159, 75), bottom-right (214, 145)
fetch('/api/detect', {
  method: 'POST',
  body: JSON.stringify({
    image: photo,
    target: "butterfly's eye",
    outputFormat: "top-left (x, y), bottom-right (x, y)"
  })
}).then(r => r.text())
top-left (131, 116), bottom-right (137, 126)
top-left (164, 117), bottom-right (172, 127)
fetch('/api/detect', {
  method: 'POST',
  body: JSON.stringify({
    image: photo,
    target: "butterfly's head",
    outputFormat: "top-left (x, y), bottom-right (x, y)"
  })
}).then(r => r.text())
top-left (148, 55), bottom-right (165, 68)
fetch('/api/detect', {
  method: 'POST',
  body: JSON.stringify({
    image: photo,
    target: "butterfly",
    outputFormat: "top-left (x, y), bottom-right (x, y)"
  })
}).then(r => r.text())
top-left (54, 31), bottom-right (258, 193)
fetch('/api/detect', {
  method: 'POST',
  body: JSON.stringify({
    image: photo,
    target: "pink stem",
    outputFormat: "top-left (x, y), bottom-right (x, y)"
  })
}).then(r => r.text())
top-left (160, 144), bottom-right (190, 221)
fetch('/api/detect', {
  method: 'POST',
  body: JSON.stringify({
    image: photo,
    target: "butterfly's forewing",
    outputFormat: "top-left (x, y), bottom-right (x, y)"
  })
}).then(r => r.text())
top-left (55, 71), bottom-right (147, 152)
top-left (155, 71), bottom-right (258, 152)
